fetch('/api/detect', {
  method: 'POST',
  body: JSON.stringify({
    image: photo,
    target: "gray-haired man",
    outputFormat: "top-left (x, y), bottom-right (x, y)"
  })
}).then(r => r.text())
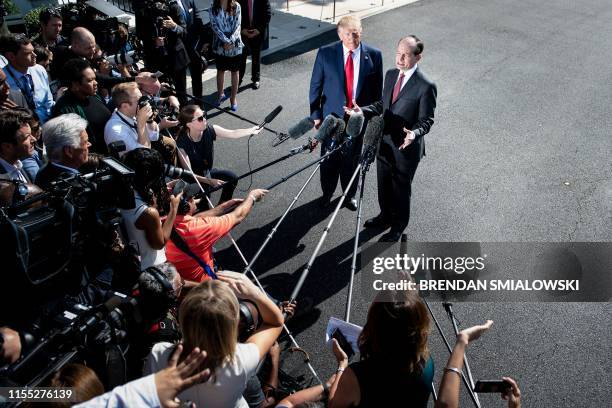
top-left (35, 113), bottom-right (90, 189)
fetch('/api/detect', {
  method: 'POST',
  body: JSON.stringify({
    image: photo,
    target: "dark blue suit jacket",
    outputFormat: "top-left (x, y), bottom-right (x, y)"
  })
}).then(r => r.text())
top-left (309, 41), bottom-right (383, 121)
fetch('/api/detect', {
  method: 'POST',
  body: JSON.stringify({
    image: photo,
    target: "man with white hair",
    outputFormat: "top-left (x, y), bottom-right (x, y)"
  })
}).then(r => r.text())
top-left (34, 113), bottom-right (90, 189)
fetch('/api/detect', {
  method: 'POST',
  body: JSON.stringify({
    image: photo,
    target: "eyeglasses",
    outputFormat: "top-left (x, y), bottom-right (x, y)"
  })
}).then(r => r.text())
top-left (192, 115), bottom-right (206, 122)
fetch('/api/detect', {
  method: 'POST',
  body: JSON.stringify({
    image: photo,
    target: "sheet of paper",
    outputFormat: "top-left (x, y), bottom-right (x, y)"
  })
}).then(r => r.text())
top-left (325, 316), bottom-right (363, 354)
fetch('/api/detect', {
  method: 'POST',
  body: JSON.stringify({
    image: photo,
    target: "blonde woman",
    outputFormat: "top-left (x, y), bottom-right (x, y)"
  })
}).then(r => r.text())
top-left (145, 271), bottom-right (283, 408)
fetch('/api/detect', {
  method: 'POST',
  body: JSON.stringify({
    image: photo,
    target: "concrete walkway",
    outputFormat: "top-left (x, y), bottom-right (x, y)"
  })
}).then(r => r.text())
top-left (199, 0), bottom-right (419, 83)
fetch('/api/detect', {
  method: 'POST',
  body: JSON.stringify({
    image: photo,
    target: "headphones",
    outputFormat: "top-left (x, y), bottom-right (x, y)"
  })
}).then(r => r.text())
top-left (145, 266), bottom-right (176, 303)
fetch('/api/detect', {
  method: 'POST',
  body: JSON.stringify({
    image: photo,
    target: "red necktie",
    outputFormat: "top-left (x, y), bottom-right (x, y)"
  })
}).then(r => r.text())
top-left (345, 50), bottom-right (354, 108)
top-left (248, 0), bottom-right (253, 26)
top-left (392, 72), bottom-right (405, 104)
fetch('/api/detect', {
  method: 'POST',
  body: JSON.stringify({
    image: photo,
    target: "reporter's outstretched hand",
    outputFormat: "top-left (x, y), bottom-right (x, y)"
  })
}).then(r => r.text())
top-left (155, 344), bottom-right (210, 408)
top-left (502, 377), bottom-right (521, 408)
top-left (458, 320), bottom-right (493, 345)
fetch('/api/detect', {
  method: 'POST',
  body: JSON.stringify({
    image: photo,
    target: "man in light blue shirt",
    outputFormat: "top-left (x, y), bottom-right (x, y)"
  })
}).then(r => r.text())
top-left (2, 34), bottom-right (54, 123)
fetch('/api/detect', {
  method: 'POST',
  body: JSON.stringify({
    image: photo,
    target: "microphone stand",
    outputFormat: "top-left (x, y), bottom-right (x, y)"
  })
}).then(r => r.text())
top-left (288, 161), bottom-right (362, 304)
top-left (176, 149), bottom-right (326, 387)
top-left (399, 235), bottom-right (481, 407)
top-left (175, 90), bottom-right (280, 135)
top-left (443, 302), bottom-right (481, 407)
top-left (344, 149), bottom-right (376, 323)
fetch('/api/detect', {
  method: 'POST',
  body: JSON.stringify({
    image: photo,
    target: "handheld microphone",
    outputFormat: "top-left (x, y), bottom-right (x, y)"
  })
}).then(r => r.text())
top-left (345, 113), bottom-right (365, 140)
top-left (257, 105), bottom-right (283, 130)
top-left (314, 115), bottom-right (340, 144)
top-left (360, 116), bottom-right (384, 165)
top-left (273, 117), bottom-right (315, 147)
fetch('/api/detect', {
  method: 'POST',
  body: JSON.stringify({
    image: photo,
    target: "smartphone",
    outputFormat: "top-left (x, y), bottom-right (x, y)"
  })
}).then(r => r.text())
top-left (474, 380), bottom-right (511, 393)
top-left (331, 328), bottom-right (354, 358)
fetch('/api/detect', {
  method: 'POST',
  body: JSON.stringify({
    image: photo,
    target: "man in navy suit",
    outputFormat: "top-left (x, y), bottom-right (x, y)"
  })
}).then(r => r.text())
top-left (355, 35), bottom-right (437, 241)
top-left (309, 15), bottom-right (383, 210)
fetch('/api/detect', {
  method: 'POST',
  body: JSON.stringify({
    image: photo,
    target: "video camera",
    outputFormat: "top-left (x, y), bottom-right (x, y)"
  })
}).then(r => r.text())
top-left (0, 292), bottom-right (140, 389)
top-left (0, 157), bottom-right (137, 323)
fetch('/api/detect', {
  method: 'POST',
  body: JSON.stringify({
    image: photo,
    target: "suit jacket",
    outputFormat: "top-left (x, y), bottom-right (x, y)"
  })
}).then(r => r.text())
top-left (309, 41), bottom-right (383, 121)
top-left (176, 0), bottom-right (205, 49)
top-left (238, 0), bottom-right (271, 33)
top-left (364, 67), bottom-right (437, 162)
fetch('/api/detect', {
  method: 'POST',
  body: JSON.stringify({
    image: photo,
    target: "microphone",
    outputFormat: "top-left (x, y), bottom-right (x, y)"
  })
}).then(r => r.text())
top-left (345, 113), bottom-right (365, 140)
top-left (360, 116), bottom-right (384, 165)
top-left (314, 115), bottom-right (341, 144)
top-left (273, 117), bottom-right (315, 147)
top-left (258, 105), bottom-right (283, 130)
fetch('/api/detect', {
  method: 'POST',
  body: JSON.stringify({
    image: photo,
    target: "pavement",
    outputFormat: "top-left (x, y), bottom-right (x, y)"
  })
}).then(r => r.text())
top-left (200, 0), bottom-right (611, 406)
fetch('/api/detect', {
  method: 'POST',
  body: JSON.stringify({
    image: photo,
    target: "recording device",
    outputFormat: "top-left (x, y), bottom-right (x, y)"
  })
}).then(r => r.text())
top-left (105, 50), bottom-right (138, 66)
top-left (165, 164), bottom-right (201, 183)
top-left (474, 380), bottom-right (511, 393)
top-left (273, 117), bottom-right (315, 147)
top-left (2, 292), bottom-right (140, 385)
top-left (138, 95), bottom-right (156, 123)
top-left (331, 327), bottom-right (355, 358)
top-left (1, 157), bottom-right (136, 321)
top-left (238, 299), bottom-right (262, 342)
top-left (314, 115), bottom-right (342, 145)
top-left (345, 113), bottom-right (365, 140)
top-left (359, 116), bottom-right (384, 166)
top-left (259, 105), bottom-right (283, 129)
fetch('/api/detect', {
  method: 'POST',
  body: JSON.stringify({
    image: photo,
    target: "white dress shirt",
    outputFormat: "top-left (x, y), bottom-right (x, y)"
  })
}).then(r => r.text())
top-left (396, 63), bottom-right (418, 93)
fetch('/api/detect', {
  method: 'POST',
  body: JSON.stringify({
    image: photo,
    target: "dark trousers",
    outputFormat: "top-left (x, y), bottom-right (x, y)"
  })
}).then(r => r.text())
top-left (376, 153), bottom-right (420, 231)
top-left (188, 50), bottom-right (203, 99)
top-left (239, 33), bottom-right (264, 83)
top-left (172, 68), bottom-right (188, 106)
top-left (198, 168), bottom-right (238, 211)
top-left (320, 136), bottom-right (363, 201)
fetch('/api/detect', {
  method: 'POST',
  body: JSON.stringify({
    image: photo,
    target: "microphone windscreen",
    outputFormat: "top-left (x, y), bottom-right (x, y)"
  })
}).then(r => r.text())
top-left (264, 105), bottom-right (283, 123)
top-left (288, 117), bottom-right (315, 139)
top-left (332, 118), bottom-right (346, 142)
top-left (314, 115), bottom-right (339, 143)
top-left (362, 116), bottom-right (384, 150)
top-left (346, 113), bottom-right (365, 139)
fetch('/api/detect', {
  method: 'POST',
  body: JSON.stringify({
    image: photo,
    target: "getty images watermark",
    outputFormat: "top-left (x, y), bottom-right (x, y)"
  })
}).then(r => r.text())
top-left (359, 242), bottom-right (611, 302)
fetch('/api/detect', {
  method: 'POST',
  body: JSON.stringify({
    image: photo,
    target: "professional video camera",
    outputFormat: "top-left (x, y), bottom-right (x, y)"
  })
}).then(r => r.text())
top-left (0, 157), bottom-right (137, 324)
top-left (0, 292), bottom-right (140, 391)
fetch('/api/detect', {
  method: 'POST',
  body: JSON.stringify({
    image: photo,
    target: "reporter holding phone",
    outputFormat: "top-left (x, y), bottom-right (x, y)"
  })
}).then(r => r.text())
top-left (435, 320), bottom-right (522, 408)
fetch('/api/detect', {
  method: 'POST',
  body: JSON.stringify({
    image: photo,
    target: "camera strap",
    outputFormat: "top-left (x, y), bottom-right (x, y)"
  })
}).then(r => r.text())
top-left (170, 228), bottom-right (218, 279)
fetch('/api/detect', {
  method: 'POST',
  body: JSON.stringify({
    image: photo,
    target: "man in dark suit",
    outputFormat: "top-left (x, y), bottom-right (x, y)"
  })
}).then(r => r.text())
top-left (238, 0), bottom-right (271, 89)
top-left (309, 15), bottom-right (383, 210)
top-left (170, 0), bottom-right (205, 101)
top-left (357, 35), bottom-right (437, 241)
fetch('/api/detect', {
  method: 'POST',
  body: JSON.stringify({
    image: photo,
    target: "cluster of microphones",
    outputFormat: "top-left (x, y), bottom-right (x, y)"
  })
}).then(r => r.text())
top-left (276, 111), bottom-right (384, 166)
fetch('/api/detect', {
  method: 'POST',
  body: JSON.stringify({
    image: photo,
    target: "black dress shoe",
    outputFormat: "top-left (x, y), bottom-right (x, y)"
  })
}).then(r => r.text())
top-left (343, 198), bottom-right (358, 211)
top-left (364, 214), bottom-right (391, 229)
top-left (252, 81), bottom-right (260, 89)
top-left (379, 229), bottom-right (403, 242)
